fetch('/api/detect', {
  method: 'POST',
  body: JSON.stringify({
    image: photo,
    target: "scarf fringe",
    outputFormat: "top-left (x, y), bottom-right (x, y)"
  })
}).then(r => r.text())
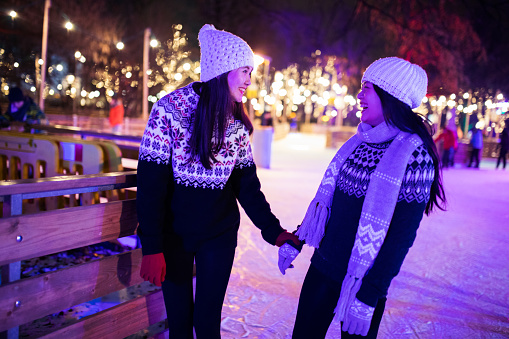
top-left (333, 273), bottom-right (363, 323)
top-left (296, 199), bottom-right (329, 248)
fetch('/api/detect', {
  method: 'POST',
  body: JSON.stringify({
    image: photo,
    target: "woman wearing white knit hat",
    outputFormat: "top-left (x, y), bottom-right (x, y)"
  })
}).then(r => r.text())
top-left (283, 57), bottom-right (446, 338)
top-left (136, 24), bottom-right (301, 338)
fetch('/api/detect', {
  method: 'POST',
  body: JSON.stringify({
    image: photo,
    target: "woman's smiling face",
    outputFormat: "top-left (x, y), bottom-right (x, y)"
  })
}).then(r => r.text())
top-left (227, 66), bottom-right (253, 102)
top-left (357, 81), bottom-right (385, 127)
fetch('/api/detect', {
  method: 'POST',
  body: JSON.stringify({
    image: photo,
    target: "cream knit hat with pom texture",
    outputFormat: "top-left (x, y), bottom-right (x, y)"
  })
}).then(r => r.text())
top-left (198, 24), bottom-right (254, 83)
top-left (362, 57), bottom-right (428, 109)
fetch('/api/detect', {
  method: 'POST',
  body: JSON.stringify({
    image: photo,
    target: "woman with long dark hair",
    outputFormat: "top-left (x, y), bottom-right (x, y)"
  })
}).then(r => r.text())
top-left (136, 24), bottom-right (300, 338)
top-left (282, 57), bottom-right (446, 338)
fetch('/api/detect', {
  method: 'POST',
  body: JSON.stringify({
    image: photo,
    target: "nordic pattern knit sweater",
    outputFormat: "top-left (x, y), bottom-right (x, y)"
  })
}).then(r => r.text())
top-left (136, 83), bottom-right (284, 255)
top-left (311, 138), bottom-right (434, 308)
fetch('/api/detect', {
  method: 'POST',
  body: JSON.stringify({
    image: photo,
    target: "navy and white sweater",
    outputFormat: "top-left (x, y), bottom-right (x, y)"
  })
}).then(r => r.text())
top-left (136, 83), bottom-right (284, 255)
top-left (311, 138), bottom-right (434, 307)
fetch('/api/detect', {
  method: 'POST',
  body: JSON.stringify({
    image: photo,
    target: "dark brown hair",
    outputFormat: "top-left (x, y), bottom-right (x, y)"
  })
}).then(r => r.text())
top-left (189, 72), bottom-right (253, 169)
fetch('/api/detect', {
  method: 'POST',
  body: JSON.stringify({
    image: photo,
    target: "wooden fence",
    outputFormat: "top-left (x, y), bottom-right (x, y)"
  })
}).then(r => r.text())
top-left (0, 172), bottom-right (168, 339)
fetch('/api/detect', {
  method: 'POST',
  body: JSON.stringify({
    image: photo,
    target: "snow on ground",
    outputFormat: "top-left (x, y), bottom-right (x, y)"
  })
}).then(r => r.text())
top-left (222, 132), bottom-right (509, 338)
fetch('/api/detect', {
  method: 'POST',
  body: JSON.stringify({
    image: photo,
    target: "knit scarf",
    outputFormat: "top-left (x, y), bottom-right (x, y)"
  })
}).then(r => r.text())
top-left (296, 121), bottom-right (423, 322)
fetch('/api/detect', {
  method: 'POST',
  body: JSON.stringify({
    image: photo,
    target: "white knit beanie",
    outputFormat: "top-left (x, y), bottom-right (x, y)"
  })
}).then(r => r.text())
top-left (362, 57), bottom-right (428, 109)
top-left (198, 24), bottom-right (254, 83)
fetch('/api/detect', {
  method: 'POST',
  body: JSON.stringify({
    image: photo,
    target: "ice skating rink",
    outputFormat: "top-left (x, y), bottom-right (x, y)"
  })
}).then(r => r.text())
top-left (221, 133), bottom-right (509, 338)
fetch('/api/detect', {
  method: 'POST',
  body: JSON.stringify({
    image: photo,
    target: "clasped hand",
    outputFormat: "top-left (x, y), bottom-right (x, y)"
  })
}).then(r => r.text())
top-left (140, 252), bottom-right (166, 287)
top-left (276, 231), bottom-right (302, 275)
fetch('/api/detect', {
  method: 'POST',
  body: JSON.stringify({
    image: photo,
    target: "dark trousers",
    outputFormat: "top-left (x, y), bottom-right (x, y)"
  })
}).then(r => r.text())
top-left (468, 148), bottom-right (481, 168)
top-left (441, 148), bottom-right (455, 168)
top-left (292, 264), bottom-right (386, 339)
top-left (161, 243), bottom-right (236, 339)
top-left (496, 148), bottom-right (507, 169)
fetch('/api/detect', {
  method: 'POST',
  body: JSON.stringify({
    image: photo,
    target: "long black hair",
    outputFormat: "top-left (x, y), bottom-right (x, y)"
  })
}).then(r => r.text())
top-left (374, 84), bottom-right (446, 215)
top-left (189, 72), bottom-right (253, 169)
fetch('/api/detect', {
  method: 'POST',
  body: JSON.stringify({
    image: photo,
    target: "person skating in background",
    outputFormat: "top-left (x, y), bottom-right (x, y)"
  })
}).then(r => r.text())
top-left (280, 57), bottom-right (446, 338)
top-left (467, 127), bottom-right (483, 168)
top-left (109, 93), bottom-right (124, 134)
top-left (0, 87), bottom-right (47, 128)
top-left (136, 24), bottom-right (300, 338)
top-left (434, 125), bottom-right (457, 168)
top-left (496, 125), bottom-right (509, 169)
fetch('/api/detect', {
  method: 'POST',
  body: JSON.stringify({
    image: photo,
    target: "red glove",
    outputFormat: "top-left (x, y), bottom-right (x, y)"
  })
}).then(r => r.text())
top-left (276, 231), bottom-right (301, 248)
top-left (140, 253), bottom-right (166, 287)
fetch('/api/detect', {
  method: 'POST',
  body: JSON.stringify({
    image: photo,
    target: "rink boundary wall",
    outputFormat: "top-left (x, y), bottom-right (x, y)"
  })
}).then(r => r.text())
top-left (0, 172), bottom-right (169, 339)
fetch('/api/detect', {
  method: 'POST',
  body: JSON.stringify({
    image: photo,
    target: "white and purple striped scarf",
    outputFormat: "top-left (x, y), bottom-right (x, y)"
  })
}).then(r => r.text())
top-left (296, 121), bottom-right (423, 322)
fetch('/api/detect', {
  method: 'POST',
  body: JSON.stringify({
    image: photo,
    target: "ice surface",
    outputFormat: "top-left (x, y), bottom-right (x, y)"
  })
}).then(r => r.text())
top-left (221, 133), bottom-right (509, 338)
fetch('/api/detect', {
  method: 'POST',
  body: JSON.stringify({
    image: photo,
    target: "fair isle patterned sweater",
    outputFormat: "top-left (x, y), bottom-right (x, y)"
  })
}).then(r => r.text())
top-left (136, 83), bottom-right (284, 254)
top-left (311, 138), bottom-right (434, 307)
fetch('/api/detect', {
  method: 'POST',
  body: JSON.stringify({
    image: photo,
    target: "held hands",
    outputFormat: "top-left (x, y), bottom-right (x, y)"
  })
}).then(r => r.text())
top-left (140, 253), bottom-right (166, 287)
top-left (276, 231), bottom-right (302, 275)
top-left (278, 243), bottom-right (300, 274)
top-left (342, 298), bottom-right (375, 337)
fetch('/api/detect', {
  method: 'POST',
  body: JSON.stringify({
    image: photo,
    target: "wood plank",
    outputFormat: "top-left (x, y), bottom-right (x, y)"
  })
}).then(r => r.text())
top-left (0, 199), bottom-right (138, 266)
top-left (40, 289), bottom-right (165, 339)
top-left (0, 249), bottom-right (146, 332)
top-left (0, 171), bottom-right (137, 196)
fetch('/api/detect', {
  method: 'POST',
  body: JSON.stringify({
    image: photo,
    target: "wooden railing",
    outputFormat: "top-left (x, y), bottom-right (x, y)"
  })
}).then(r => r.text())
top-left (25, 123), bottom-right (143, 160)
top-left (0, 172), bottom-right (167, 339)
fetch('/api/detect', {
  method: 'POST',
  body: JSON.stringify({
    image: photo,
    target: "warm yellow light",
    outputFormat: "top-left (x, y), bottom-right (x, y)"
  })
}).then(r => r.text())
top-left (254, 54), bottom-right (265, 68)
top-left (65, 21), bottom-right (73, 30)
top-left (150, 39), bottom-right (158, 48)
top-left (9, 11), bottom-right (17, 18)
top-left (75, 51), bottom-right (81, 58)
top-left (183, 63), bottom-right (191, 71)
top-left (14, 62), bottom-right (19, 68)
top-left (116, 42), bottom-right (124, 50)
top-left (38, 59), bottom-right (44, 65)
top-left (274, 72), bottom-right (284, 82)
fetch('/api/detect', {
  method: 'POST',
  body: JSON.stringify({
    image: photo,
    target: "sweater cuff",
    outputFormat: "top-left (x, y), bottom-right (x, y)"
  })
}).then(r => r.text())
top-left (356, 283), bottom-right (382, 308)
top-left (137, 232), bottom-right (164, 255)
top-left (261, 224), bottom-right (285, 246)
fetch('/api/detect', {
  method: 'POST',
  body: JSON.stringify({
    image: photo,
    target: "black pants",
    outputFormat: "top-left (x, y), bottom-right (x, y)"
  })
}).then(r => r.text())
top-left (161, 243), bottom-right (236, 339)
top-left (496, 148), bottom-right (507, 169)
top-left (468, 148), bottom-right (481, 168)
top-left (293, 264), bottom-right (386, 339)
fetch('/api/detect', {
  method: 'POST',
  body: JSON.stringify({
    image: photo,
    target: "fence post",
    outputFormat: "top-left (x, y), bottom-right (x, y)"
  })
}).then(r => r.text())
top-left (0, 194), bottom-right (22, 339)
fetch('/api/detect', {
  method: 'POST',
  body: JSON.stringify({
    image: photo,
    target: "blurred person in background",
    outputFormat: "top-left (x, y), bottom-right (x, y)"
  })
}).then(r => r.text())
top-left (434, 124), bottom-right (457, 168)
top-left (467, 127), bottom-right (483, 168)
top-left (109, 93), bottom-right (124, 134)
top-left (0, 87), bottom-right (47, 128)
top-left (496, 125), bottom-right (509, 169)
